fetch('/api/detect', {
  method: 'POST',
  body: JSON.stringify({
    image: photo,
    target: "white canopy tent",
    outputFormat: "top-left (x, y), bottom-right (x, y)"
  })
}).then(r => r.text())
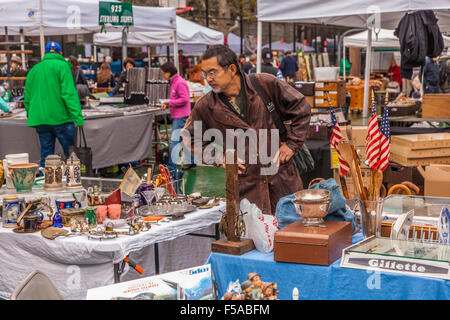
top-left (0, 0), bottom-right (177, 68)
top-left (256, 0), bottom-right (450, 123)
top-left (344, 28), bottom-right (450, 48)
top-left (93, 16), bottom-right (223, 47)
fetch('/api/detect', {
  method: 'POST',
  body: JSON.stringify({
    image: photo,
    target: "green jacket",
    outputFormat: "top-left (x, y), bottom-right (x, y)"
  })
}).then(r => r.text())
top-left (24, 52), bottom-right (84, 127)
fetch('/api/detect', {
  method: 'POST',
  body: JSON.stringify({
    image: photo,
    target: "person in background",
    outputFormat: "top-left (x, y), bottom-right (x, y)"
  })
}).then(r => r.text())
top-left (178, 50), bottom-right (190, 79)
top-left (280, 51), bottom-right (298, 82)
top-left (272, 54), bottom-right (280, 68)
top-left (422, 56), bottom-right (441, 94)
top-left (24, 41), bottom-right (84, 168)
top-left (387, 59), bottom-right (402, 88)
top-left (186, 57), bottom-right (205, 85)
top-left (160, 61), bottom-right (196, 171)
top-left (110, 57), bottom-right (136, 96)
top-left (0, 94), bottom-right (11, 113)
top-left (238, 54), bottom-right (247, 70)
top-left (250, 48), bottom-right (283, 80)
top-left (243, 54), bottom-right (256, 74)
top-left (7, 55), bottom-right (27, 101)
top-left (96, 61), bottom-right (116, 89)
top-left (68, 56), bottom-right (89, 107)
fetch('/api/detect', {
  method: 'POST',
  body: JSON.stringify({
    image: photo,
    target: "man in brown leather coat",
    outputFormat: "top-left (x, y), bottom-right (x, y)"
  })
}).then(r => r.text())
top-left (182, 45), bottom-right (311, 215)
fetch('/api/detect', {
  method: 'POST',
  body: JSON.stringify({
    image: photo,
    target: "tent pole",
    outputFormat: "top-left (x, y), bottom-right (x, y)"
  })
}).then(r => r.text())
top-left (343, 44), bottom-right (346, 81)
top-left (20, 29), bottom-right (26, 70)
top-left (173, 30), bottom-right (179, 74)
top-left (269, 23), bottom-right (272, 52)
top-left (362, 27), bottom-right (372, 125)
top-left (39, 0), bottom-right (44, 59)
top-left (256, 20), bottom-right (262, 73)
top-left (147, 45), bottom-right (151, 68)
top-left (122, 28), bottom-right (127, 63)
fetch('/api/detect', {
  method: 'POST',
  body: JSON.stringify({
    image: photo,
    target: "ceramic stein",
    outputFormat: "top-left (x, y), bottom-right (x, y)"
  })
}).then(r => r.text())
top-left (8, 163), bottom-right (41, 192)
top-left (44, 155), bottom-right (64, 191)
top-left (2, 195), bottom-right (26, 228)
top-left (4, 153), bottom-right (29, 190)
top-left (65, 152), bottom-right (82, 190)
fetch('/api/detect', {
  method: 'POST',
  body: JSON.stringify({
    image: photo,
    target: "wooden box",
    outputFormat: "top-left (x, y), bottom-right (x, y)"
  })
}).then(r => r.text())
top-left (315, 80), bottom-right (345, 92)
top-left (390, 133), bottom-right (450, 166)
top-left (274, 220), bottom-right (352, 266)
top-left (383, 162), bottom-right (424, 186)
top-left (422, 94), bottom-right (450, 118)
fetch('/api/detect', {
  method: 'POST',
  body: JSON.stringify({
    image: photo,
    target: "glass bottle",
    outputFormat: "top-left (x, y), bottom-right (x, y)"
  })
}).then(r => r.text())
top-left (52, 203), bottom-right (64, 228)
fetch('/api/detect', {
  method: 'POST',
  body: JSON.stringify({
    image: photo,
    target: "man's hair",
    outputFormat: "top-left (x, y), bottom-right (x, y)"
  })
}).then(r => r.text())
top-left (160, 61), bottom-right (178, 76)
top-left (202, 45), bottom-right (240, 71)
top-left (249, 54), bottom-right (257, 61)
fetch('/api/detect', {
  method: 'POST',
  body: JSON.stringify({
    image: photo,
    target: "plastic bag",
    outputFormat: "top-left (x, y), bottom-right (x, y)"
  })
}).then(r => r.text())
top-left (241, 199), bottom-right (279, 253)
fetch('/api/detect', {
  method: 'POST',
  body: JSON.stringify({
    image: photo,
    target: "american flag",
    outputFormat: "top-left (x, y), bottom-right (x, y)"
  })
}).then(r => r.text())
top-left (378, 107), bottom-right (390, 171)
top-left (330, 107), bottom-right (349, 175)
top-left (365, 104), bottom-right (381, 170)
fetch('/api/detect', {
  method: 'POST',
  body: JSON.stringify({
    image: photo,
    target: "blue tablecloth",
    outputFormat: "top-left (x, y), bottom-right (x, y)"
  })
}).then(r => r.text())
top-left (206, 232), bottom-right (450, 300)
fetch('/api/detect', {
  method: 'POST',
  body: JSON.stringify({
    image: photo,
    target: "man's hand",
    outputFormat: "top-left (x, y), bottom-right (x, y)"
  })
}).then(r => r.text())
top-left (278, 142), bottom-right (294, 164)
top-left (160, 103), bottom-right (168, 110)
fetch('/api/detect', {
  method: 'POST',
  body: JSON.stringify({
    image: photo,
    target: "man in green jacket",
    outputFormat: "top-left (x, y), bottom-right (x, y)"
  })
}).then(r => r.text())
top-left (24, 41), bottom-right (84, 167)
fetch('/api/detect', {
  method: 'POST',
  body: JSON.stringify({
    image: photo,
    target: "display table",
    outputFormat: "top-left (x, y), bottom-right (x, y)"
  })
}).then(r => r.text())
top-left (0, 202), bottom-right (225, 300)
top-left (207, 232), bottom-right (450, 300)
top-left (0, 107), bottom-right (170, 169)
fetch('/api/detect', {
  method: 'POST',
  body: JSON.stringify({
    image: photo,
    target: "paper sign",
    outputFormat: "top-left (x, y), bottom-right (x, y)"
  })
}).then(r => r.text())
top-left (86, 264), bottom-right (215, 300)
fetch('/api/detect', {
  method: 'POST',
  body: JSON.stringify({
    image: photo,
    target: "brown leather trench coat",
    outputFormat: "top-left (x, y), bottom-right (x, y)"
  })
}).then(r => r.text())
top-left (183, 72), bottom-right (311, 214)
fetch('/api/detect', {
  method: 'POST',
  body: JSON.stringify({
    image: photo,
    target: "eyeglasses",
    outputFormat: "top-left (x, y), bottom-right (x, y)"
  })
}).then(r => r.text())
top-left (201, 66), bottom-right (228, 80)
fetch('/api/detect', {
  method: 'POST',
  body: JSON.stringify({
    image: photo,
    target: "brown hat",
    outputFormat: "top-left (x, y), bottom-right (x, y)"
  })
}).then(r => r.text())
top-left (10, 56), bottom-right (22, 65)
top-left (247, 272), bottom-right (260, 281)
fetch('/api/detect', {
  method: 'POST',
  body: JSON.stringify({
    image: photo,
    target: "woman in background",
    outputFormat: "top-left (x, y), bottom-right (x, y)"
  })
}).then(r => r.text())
top-left (387, 59), bottom-right (402, 88)
top-left (96, 62), bottom-right (116, 89)
top-left (160, 61), bottom-right (196, 171)
top-left (68, 56), bottom-right (89, 106)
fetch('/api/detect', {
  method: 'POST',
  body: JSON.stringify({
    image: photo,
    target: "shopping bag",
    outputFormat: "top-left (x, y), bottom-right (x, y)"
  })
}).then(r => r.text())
top-left (241, 198), bottom-right (279, 253)
top-left (68, 126), bottom-right (93, 176)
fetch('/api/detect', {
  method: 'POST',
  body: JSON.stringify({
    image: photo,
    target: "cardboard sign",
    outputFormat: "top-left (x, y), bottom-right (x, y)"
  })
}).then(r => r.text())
top-left (87, 264), bottom-right (215, 300)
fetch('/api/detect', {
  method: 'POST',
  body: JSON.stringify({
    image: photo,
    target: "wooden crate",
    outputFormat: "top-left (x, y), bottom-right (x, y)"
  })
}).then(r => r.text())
top-left (314, 80), bottom-right (346, 107)
top-left (390, 133), bottom-right (450, 166)
top-left (389, 153), bottom-right (450, 166)
top-left (422, 94), bottom-right (450, 118)
top-left (391, 133), bottom-right (450, 150)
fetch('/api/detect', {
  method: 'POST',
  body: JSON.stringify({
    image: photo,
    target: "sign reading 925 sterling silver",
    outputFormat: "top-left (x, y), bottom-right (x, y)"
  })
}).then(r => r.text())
top-left (99, 1), bottom-right (133, 26)
top-left (340, 237), bottom-right (450, 280)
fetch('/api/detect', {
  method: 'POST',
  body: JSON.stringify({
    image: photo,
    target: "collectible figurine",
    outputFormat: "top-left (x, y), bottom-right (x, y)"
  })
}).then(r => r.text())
top-left (262, 282), bottom-right (276, 300)
top-left (222, 292), bottom-right (239, 300)
top-left (240, 280), bottom-right (254, 300)
top-left (248, 272), bottom-right (263, 300)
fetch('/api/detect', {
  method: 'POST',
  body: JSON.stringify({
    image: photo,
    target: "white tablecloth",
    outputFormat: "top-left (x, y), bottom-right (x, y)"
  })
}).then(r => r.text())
top-left (0, 202), bottom-right (224, 300)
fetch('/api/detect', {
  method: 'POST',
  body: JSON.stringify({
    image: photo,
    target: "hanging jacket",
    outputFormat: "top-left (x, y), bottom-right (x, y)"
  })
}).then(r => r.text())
top-left (395, 10), bottom-right (444, 79)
